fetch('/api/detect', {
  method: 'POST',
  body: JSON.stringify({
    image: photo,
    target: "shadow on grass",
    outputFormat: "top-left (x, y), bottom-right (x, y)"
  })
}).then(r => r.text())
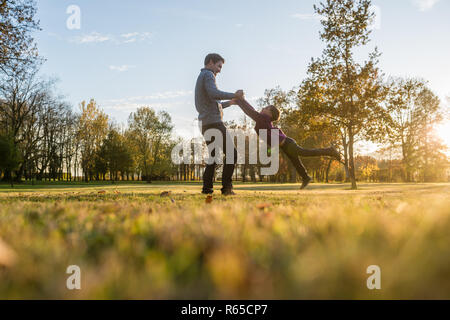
top-left (1, 181), bottom-right (449, 194)
top-left (0, 181), bottom-right (204, 192)
top-left (235, 183), bottom-right (346, 191)
top-left (235, 182), bottom-right (450, 192)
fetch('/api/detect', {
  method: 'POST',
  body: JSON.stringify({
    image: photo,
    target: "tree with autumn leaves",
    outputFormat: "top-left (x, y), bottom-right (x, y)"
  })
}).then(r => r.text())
top-left (297, 0), bottom-right (386, 189)
top-left (127, 107), bottom-right (174, 182)
top-left (255, 0), bottom-right (447, 188)
top-left (385, 78), bottom-right (447, 182)
top-left (74, 102), bottom-right (176, 182)
top-left (1, 0), bottom-right (447, 185)
top-left (0, 0), bottom-right (41, 75)
top-left (76, 99), bottom-right (109, 182)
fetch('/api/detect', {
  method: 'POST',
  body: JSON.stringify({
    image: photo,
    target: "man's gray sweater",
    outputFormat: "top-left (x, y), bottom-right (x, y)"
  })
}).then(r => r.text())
top-left (195, 68), bottom-right (235, 126)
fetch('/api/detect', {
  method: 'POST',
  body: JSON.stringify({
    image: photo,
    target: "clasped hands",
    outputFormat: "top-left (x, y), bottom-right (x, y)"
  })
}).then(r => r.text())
top-left (231, 90), bottom-right (245, 106)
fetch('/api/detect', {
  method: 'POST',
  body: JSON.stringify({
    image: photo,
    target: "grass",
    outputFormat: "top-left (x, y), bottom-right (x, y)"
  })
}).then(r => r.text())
top-left (0, 182), bottom-right (449, 299)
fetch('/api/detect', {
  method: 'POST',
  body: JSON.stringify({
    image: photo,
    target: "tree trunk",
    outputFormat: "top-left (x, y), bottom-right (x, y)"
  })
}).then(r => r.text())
top-left (325, 159), bottom-right (332, 183)
top-left (342, 137), bottom-right (350, 183)
top-left (15, 163), bottom-right (24, 183)
top-left (348, 127), bottom-right (357, 190)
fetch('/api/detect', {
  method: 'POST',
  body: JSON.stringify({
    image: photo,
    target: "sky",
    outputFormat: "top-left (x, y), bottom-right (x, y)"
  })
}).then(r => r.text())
top-left (34, 0), bottom-right (450, 149)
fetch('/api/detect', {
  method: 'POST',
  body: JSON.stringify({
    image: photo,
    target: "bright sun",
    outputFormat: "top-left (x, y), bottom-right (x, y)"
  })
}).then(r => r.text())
top-left (435, 121), bottom-right (450, 156)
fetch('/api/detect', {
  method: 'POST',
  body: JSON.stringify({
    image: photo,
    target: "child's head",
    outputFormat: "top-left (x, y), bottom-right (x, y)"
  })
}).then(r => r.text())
top-left (261, 105), bottom-right (281, 122)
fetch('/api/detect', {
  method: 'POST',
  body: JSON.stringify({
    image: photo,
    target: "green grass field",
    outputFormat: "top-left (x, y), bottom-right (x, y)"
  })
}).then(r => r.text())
top-left (0, 182), bottom-right (449, 299)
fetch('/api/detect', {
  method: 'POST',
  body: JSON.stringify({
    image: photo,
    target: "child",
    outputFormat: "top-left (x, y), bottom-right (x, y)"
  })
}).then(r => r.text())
top-left (233, 98), bottom-right (340, 189)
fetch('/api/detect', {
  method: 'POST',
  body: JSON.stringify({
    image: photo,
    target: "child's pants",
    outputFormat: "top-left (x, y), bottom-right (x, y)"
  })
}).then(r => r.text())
top-left (280, 137), bottom-right (332, 180)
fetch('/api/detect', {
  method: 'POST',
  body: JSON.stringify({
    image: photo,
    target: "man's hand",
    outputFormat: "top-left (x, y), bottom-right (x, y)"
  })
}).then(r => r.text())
top-left (234, 90), bottom-right (244, 100)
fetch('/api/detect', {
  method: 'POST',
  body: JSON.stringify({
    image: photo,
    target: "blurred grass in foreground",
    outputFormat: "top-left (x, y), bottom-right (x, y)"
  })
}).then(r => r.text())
top-left (0, 183), bottom-right (449, 299)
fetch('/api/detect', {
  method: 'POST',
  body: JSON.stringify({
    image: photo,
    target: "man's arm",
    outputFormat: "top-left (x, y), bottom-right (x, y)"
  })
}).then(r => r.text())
top-left (204, 71), bottom-right (236, 101)
top-left (236, 99), bottom-right (264, 122)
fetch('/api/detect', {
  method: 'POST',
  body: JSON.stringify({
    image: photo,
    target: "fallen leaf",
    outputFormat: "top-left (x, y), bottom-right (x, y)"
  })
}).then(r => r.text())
top-left (263, 212), bottom-right (273, 220)
top-left (205, 195), bottom-right (213, 204)
top-left (256, 203), bottom-right (272, 210)
top-left (98, 190), bottom-right (106, 194)
top-left (160, 191), bottom-right (172, 197)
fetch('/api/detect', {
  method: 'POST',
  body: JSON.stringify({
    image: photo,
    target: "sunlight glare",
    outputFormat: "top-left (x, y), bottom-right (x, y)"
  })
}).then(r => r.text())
top-left (435, 120), bottom-right (450, 156)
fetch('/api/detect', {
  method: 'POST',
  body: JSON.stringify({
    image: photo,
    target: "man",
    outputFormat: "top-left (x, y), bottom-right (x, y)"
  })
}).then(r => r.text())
top-left (195, 53), bottom-right (244, 195)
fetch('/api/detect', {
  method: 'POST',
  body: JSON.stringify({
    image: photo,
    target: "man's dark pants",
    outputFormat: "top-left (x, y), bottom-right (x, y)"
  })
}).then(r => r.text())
top-left (201, 122), bottom-right (237, 193)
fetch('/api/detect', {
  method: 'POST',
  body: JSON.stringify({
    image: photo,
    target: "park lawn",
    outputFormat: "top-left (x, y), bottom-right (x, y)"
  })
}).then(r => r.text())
top-left (0, 182), bottom-right (449, 299)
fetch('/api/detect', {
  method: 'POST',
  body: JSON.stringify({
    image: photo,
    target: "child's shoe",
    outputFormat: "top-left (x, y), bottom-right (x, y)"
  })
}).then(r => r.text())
top-left (300, 176), bottom-right (312, 190)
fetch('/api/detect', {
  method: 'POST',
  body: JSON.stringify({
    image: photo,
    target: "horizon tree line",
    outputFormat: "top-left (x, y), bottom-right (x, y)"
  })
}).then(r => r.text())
top-left (1, 0), bottom-right (448, 187)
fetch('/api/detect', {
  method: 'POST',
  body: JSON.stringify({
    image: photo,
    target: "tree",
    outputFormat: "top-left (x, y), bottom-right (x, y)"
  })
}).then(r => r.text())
top-left (385, 79), bottom-right (445, 181)
top-left (0, 62), bottom-right (70, 182)
top-left (76, 99), bottom-right (108, 182)
top-left (0, 0), bottom-right (41, 75)
top-left (385, 78), bottom-right (424, 181)
top-left (0, 134), bottom-right (21, 187)
top-left (101, 128), bottom-right (133, 181)
top-left (128, 107), bottom-right (173, 182)
top-left (298, 0), bottom-right (386, 189)
top-left (94, 143), bottom-right (108, 181)
top-left (355, 155), bottom-right (378, 182)
top-left (412, 87), bottom-right (446, 182)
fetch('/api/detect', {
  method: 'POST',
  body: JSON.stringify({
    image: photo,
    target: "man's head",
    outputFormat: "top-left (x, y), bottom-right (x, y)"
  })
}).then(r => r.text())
top-left (261, 105), bottom-right (281, 122)
top-left (204, 53), bottom-right (225, 74)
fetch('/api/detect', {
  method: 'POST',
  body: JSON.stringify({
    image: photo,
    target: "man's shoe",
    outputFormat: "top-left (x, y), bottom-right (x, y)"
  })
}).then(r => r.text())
top-left (202, 189), bottom-right (214, 195)
top-left (222, 189), bottom-right (236, 196)
top-left (328, 146), bottom-right (341, 161)
top-left (300, 176), bottom-right (312, 190)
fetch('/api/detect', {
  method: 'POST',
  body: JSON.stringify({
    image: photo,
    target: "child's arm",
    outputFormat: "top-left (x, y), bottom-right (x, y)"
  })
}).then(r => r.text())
top-left (235, 99), bottom-right (264, 122)
top-left (220, 100), bottom-right (234, 109)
